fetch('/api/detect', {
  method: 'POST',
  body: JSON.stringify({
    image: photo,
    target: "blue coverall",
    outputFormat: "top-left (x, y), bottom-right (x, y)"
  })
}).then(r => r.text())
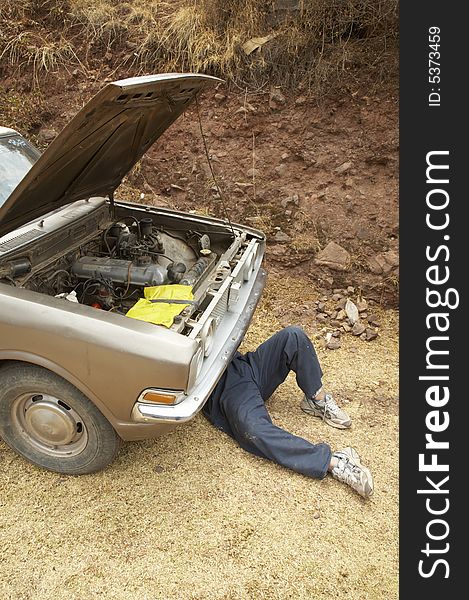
top-left (202, 326), bottom-right (332, 479)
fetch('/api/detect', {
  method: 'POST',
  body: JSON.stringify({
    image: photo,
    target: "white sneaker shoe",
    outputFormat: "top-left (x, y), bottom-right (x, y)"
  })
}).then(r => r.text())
top-left (331, 447), bottom-right (374, 498)
top-left (301, 392), bottom-right (352, 429)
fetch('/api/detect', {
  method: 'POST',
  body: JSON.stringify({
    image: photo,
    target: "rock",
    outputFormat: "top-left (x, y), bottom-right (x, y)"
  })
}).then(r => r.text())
top-left (347, 286), bottom-right (355, 294)
top-left (345, 299), bottom-right (359, 324)
top-left (336, 309), bottom-right (347, 321)
top-left (342, 322), bottom-right (352, 332)
top-left (274, 163), bottom-right (288, 177)
top-left (317, 302), bottom-right (326, 312)
top-left (280, 195), bottom-right (298, 208)
top-left (337, 298), bottom-right (347, 309)
top-left (357, 299), bottom-right (368, 312)
top-left (335, 161), bottom-right (353, 175)
top-left (384, 250), bottom-right (399, 268)
top-left (332, 293), bottom-right (343, 302)
top-left (330, 320), bottom-right (341, 328)
top-left (367, 255), bottom-right (383, 274)
top-left (352, 321), bottom-right (366, 336)
top-left (273, 230), bottom-right (291, 243)
top-left (368, 253), bottom-right (393, 274)
top-left (317, 313), bottom-right (328, 324)
top-left (37, 128), bottom-right (57, 143)
top-left (214, 93), bottom-right (226, 102)
top-left (368, 314), bottom-right (381, 327)
top-left (332, 330), bottom-right (341, 338)
top-left (246, 168), bottom-right (260, 178)
top-left (269, 87), bottom-right (286, 109)
top-left (315, 241), bottom-right (351, 271)
top-left (327, 338), bottom-right (342, 350)
top-left (364, 328), bottom-right (378, 341)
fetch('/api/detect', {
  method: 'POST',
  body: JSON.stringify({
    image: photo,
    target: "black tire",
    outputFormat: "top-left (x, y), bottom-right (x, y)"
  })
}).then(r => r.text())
top-left (0, 363), bottom-right (121, 475)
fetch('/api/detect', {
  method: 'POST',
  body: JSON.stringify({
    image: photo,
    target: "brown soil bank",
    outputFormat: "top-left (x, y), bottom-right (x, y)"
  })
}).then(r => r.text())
top-left (0, 0), bottom-right (399, 304)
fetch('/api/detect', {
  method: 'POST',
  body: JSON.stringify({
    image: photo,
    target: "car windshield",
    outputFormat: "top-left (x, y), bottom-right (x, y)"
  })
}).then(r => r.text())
top-left (0, 135), bottom-right (38, 208)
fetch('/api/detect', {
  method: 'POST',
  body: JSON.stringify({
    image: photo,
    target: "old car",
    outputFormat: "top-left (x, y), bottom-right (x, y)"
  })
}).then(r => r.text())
top-left (0, 73), bottom-right (266, 474)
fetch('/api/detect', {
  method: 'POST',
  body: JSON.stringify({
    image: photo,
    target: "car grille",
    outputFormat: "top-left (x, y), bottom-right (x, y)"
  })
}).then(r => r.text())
top-left (0, 229), bottom-right (43, 254)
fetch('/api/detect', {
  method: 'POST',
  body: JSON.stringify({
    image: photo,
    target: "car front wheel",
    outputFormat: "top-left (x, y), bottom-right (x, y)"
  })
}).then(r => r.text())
top-left (0, 363), bottom-right (121, 475)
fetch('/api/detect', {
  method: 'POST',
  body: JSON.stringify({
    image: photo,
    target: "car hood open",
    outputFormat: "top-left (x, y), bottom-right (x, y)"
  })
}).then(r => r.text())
top-left (0, 73), bottom-right (221, 237)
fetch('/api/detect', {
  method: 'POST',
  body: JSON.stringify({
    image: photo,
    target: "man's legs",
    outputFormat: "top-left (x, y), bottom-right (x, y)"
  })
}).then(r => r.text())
top-left (242, 326), bottom-right (324, 400)
top-left (218, 374), bottom-right (332, 479)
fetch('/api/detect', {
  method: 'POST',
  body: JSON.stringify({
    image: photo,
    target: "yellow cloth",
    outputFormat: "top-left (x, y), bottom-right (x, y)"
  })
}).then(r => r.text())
top-left (125, 285), bottom-right (194, 328)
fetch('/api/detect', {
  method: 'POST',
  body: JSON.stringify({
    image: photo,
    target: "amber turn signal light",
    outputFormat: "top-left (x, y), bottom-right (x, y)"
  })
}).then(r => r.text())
top-left (142, 391), bottom-right (177, 405)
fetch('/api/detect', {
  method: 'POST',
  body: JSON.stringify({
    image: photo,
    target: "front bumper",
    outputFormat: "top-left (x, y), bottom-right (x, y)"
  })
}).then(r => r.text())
top-left (131, 267), bottom-right (267, 424)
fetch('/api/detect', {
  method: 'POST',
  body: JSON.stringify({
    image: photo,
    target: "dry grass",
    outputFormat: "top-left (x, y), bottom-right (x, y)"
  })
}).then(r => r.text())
top-left (0, 273), bottom-right (398, 600)
top-left (0, 0), bottom-right (398, 92)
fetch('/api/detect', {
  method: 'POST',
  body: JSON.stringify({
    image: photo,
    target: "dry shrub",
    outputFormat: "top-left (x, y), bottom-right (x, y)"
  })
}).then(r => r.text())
top-left (0, 0), bottom-right (398, 93)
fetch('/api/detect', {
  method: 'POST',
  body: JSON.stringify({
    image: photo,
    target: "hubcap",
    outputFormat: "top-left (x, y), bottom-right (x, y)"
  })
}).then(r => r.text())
top-left (12, 393), bottom-right (88, 456)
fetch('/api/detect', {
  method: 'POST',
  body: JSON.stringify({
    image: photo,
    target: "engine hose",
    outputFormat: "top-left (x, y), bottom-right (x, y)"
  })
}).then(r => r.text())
top-left (180, 257), bottom-right (212, 286)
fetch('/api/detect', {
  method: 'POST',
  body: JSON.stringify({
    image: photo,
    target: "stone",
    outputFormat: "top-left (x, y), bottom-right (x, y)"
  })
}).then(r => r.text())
top-left (368, 314), bottom-right (381, 327)
top-left (367, 255), bottom-right (383, 274)
top-left (275, 163), bottom-right (288, 177)
top-left (327, 338), bottom-right (342, 350)
top-left (345, 299), bottom-right (359, 324)
top-left (335, 161), bottom-right (353, 175)
top-left (357, 299), bottom-right (368, 312)
top-left (332, 293), bottom-right (343, 302)
top-left (317, 302), bottom-right (326, 312)
top-left (337, 298), bottom-right (347, 309)
top-left (273, 230), bottom-right (291, 243)
top-left (280, 194), bottom-right (299, 208)
top-left (246, 168), bottom-right (261, 178)
top-left (347, 286), bottom-right (355, 294)
top-left (368, 253), bottom-right (393, 274)
top-left (342, 322), bottom-right (352, 332)
top-left (214, 93), bottom-right (226, 102)
top-left (37, 128), bottom-right (57, 143)
top-left (269, 87), bottom-right (286, 109)
top-left (352, 321), bottom-right (366, 336)
top-left (384, 250), bottom-right (399, 268)
top-left (315, 241), bottom-right (351, 271)
top-left (364, 328), bottom-right (378, 341)
top-left (336, 309), bottom-right (347, 321)
top-left (317, 313), bottom-right (328, 324)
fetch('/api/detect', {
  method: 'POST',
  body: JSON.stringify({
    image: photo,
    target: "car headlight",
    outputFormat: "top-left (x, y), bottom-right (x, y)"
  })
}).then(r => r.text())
top-left (243, 252), bottom-right (254, 281)
top-left (187, 342), bottom-right (204, 390)
top-left (200, 317), bottom-right (216, 357)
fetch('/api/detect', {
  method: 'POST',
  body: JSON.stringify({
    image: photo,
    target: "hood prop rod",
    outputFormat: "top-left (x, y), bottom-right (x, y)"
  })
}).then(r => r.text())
top-left (195, 94), bottom-right (235, 238)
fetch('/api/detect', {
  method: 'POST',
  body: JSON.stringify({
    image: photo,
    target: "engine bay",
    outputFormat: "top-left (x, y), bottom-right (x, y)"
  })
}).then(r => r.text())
top-left (0, 198), bottom-right (265, 341)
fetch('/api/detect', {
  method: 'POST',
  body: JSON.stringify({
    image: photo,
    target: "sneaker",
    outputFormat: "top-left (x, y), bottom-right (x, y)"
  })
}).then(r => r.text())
top-left (301, 392), bottom-right (352, 429)
top-left (331, 447), bottom-right (374, 498)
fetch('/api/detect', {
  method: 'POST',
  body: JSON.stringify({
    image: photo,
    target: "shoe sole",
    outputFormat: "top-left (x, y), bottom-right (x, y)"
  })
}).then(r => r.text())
top-left (300, 400), bottom-right (352, 430)
top-left (342, 447), bottom-right (374, 497)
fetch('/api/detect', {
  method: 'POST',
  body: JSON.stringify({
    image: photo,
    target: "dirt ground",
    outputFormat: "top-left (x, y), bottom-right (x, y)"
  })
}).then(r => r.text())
top-left (0, 58), bottom-right (398, 599)
top-left (0, 275), bottom-right (398, 600)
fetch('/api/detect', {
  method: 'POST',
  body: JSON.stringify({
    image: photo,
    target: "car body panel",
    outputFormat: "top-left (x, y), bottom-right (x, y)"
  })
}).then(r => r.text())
top-left (0, 73), bottom-right (221, 237)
